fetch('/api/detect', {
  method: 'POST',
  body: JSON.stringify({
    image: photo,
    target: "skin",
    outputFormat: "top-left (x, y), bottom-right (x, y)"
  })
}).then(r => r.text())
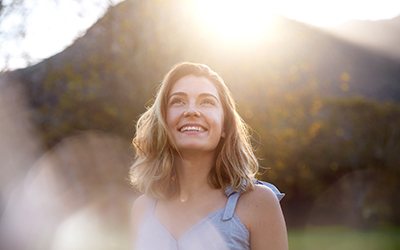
top-left (237, 185), bottom-right (288, 250)
top-left (131, 75), bottom-right (288, 250)
top-left (166, 75), bottom-right (225, 155)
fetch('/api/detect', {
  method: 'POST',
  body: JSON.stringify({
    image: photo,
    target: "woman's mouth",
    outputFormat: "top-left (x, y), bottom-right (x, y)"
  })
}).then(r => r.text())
top-left (179, 125), bottom-right (207, 132)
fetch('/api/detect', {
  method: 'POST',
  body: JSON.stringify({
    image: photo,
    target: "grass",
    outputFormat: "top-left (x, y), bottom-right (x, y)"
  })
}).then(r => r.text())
top-left (288, 226), bottom-right (400, 250)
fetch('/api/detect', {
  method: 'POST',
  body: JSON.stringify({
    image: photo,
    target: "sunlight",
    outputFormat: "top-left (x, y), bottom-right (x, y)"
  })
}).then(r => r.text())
top-left (191, 0), bottom-right (279, 46)
top-left (277, 0), bottom-right (400, 27)
top-left (277, 0), bottom-right (356, 27)
top-left (0, 0), bottom-right (123, 70)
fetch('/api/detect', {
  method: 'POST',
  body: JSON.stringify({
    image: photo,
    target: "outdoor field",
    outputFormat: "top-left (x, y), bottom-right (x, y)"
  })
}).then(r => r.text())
top-left (288, 227), bottom-right (400, 250)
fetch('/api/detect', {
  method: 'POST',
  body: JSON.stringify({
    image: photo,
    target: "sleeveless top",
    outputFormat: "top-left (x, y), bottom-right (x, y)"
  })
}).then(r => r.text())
top-left (134, 181), bottom-right (284, 250)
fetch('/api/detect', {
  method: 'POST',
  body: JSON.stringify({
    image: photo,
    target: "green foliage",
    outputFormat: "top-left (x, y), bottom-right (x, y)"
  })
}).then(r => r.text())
top-left (254, 94), bottom-right (400, 227)
top-left (288, 227), bottom-right (400, 250)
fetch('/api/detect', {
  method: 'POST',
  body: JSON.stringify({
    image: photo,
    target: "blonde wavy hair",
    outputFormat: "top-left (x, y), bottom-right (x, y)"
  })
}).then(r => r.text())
top-left (130, 62), bottom-right (259, 199)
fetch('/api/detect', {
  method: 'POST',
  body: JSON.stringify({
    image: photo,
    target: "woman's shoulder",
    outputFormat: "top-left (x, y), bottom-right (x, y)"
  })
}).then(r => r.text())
top-left (236, 184), bottom-right (283, 230)
top-left (131, 194), bottom-right (154, 222)
top-left (237, 183), bottom-right (288, 249)
top-left (240, 184), bottom-right (281, 210)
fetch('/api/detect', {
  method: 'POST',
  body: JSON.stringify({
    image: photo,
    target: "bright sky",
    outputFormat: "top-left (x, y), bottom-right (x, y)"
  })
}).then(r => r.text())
top-left (0, 0), bottom-right (123, 70)
top-left (1, 0), bottom-right (399, 70)
top-left (280, 0), bottom-right (400, 26)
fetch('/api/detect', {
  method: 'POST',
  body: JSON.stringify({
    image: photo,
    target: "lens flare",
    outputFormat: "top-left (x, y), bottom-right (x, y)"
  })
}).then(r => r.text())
top-left (191, 0), bottom-right (279, 46)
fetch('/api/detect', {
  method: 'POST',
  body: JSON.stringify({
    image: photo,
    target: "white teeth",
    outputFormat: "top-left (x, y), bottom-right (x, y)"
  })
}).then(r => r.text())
top-left (180, 126), bottom-right (204, 132)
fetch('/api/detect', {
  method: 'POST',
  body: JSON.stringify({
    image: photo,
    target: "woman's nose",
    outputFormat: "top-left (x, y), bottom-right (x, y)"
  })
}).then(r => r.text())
top-left (183, 105), bottom-right (200, 117)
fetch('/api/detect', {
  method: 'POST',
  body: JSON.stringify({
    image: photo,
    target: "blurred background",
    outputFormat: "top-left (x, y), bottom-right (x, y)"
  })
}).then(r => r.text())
top-left (1, 0), bottom-right (400, 249)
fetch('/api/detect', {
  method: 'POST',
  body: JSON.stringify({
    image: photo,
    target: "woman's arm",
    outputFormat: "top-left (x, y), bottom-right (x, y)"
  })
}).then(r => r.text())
top-left (239, 185), bottom-right (288, 250)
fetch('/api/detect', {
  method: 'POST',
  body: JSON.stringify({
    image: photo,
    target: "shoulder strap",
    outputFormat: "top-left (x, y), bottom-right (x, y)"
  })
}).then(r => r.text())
top-left (222, 190), bottom-right (240, 221)
top-left (221, 180), bottom-right (285, 221)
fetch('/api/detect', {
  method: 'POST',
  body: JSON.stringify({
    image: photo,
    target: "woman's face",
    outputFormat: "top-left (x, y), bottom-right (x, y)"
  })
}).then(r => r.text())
top-left (166, 75), bottom-right (225, 154)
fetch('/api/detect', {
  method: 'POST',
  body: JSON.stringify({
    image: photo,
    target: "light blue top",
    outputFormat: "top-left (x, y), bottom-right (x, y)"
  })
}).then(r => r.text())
top-left (134, 181), bottom-right (284, 250)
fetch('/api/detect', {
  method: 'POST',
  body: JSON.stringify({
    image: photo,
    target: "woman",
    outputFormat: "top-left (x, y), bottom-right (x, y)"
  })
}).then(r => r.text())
top-left (130, 62), bottom-right (288, 250)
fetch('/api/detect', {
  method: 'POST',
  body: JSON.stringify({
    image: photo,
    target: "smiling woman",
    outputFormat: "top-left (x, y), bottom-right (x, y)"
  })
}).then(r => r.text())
top-left (129, 62), bottom-right (287, 250)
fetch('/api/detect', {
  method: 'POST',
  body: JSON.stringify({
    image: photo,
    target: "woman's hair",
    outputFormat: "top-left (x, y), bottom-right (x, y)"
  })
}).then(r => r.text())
top-left (130, 62), bottom-right (259, 199)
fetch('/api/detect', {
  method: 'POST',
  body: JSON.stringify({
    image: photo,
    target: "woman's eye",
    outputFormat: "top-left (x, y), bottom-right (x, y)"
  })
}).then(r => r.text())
top-left (170, 98), bottom-right (184, 105)
top-left (201, 99), bottom-right (216, 105)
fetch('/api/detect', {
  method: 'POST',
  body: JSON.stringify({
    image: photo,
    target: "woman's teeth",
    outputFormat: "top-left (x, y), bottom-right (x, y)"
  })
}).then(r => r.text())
top-left (180, 126), bottom-right (204, 132)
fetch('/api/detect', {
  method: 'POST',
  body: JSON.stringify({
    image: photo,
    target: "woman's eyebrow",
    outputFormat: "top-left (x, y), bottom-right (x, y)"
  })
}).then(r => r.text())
top-left (198, 93), bottom-right (219, 101)
top-left (168, 92), bottom-right (187, 100)
top-left (169, 92), bottom-right (186, 97)
top-left (168, 92), bottom-right (219, 101)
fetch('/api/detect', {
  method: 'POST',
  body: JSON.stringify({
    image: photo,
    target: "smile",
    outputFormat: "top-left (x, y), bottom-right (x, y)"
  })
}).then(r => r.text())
top-left (179, 125), bottom-right (206, 132)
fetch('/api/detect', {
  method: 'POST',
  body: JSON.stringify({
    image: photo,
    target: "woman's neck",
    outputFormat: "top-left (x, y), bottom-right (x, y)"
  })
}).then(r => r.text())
top-left (174, 152), bottom-right (216, 202)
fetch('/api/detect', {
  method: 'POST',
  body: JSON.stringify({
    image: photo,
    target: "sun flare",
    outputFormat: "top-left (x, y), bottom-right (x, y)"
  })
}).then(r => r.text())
top-left (191, 0), bottom-right (279, 46)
